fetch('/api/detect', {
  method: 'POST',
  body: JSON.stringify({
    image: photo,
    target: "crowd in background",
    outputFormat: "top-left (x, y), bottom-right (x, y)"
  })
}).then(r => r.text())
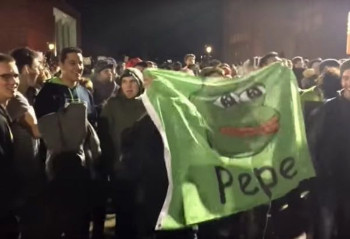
top-left (0, 45), bottom-right (350, 239)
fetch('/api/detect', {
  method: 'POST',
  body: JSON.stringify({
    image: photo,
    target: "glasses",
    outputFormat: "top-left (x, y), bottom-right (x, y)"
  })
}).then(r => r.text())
top-left (0, 73), bottom-right (19, 82)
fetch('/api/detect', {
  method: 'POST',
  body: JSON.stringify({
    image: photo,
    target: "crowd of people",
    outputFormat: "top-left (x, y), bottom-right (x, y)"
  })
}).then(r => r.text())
top-left (0, 45), bottom-right (350, 239)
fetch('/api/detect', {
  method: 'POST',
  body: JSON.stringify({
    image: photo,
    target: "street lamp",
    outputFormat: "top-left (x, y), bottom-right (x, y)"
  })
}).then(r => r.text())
top-left (205, 45), bottom-right (213, 54)
top-left (48, 43), bottom-right (55, 51)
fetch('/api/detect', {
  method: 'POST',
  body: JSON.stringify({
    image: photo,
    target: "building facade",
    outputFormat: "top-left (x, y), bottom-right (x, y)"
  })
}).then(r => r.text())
top-left (222, 0), bottom-right (349, 64)
top-left (0, 0), bottom-right (81, 54)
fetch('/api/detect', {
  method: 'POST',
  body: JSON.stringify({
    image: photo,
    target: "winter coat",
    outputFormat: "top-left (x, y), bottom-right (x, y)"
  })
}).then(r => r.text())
top-left (38, 103), bottom-right (100, 180)
top-left (34, 77), bottom-right (97, 126)
top-left (120, 114), bottom-right (168, 235)
top-left (308, 94), bottom-right (350, 192)
top-left (98, 95), bottom-right (145, 177)
top-left (0, 105), bottom-right (16, 216)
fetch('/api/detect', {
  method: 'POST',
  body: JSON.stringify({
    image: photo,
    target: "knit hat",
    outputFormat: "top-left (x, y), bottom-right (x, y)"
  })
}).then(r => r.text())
top-left (94, 57), bottom-right (117, 73)
top-left (117, 68), bottom-right (144, 97)
top-left (319, 59), bottom-right (340, 73)
top-left (340, 59), bottom-right (350, 77)
top-left (125, 58), bottom-right (142, 68)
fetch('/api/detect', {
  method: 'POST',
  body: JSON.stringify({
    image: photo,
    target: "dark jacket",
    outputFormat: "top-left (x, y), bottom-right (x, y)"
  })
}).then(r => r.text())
top-left (34, 77), bottom-right (97, 125)
top-left (120, 114), bottom-right (168, 235)
top-left (309, 94), bottom-right (350, 191)
top-left (0, 105), bottom-right (16, 216)
top-left (98, 95), bottom-right (145, 177)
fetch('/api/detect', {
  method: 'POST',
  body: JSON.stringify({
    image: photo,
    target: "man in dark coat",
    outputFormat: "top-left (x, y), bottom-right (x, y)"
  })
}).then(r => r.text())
top-left (310, 59), bottom-right (350, 239)
top-left (120, 114), bottom-right (197, 239)
top-left (0, 53), bottom-right (20, 239)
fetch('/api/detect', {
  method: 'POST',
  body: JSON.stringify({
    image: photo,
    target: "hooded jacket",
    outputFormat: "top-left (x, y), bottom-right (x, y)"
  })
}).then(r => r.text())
top-left (99, 68), bottom-right (145, 177)
top-left (34, 77), bottom-right (97, 125)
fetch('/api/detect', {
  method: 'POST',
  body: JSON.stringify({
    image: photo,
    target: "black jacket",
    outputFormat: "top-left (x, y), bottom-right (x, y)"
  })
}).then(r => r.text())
top-left (120, 114), bottom-right (168, 233)
top-left (34, 77), bottom-right (97, 126)
top-left (309, 95), bottom-right (350, 190)
top-left (0, 105), bottom-right (16, 216)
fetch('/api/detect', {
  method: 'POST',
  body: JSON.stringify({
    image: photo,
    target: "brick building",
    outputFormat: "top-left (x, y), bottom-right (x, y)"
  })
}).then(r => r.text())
top-left (0, 0), bottom-right (81, 54)
top-left (222, 0), bottom-right (349, 64)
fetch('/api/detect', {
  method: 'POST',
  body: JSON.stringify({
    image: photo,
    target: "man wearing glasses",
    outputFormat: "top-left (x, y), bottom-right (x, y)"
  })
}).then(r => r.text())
top-left (0, 53), bottom-right (20, 239)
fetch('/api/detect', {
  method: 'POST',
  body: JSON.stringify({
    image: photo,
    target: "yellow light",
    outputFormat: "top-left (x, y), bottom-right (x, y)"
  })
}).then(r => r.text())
top-left (205, 45), bottom-right (212, 54)
top-left (347, 12), bottom-right (350, 55)
top-left (48, 43), bottom-right (55, 51)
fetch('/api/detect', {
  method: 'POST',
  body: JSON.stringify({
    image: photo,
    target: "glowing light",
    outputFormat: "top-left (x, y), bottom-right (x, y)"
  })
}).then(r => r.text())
top-left (205, 45), bottom-right (213, 54)
top-left (48, 43), bottom-right (55, 51)
top-left (279, 204), bottom-right (289, 211)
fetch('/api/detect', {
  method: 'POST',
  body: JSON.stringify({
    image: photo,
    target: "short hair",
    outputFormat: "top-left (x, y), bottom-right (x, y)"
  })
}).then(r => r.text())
top-left (134, 61), bottom-right (148, 68)
top-left (340, 59), bottom-right (350, 77)
top-left (10, 47), bottom-right (38, 72)
top-left (209, 59), bottom-right (222, 67)
top-left (0, 53), bottom-right (15, 64)
top-left (319, 59), bottom-right (340, 74)
top-left (200, 67), bottom-right (225, 77)
top-left (319, 67), bottom-right (341, 99)
top-left (308, 58), bottom-right (322, 68)
top-left (259, 51), bottom-right (278, 68)
top-left (60, 47), bottom-right (82, 63)
top-left (173, 61), bottom-right (182, 71)
top-left (184, 54), bottom-right (195, 63)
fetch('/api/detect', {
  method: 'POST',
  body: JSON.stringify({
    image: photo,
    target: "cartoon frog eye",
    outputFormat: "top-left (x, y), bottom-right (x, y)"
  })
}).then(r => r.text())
top-left (240, 85), bottom-right (266, 102)
top-left (214, 93), bottom-right (240, 108)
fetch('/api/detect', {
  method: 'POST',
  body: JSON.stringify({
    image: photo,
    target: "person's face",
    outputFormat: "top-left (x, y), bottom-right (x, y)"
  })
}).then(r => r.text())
top-left (26, 57), bottom-right (41, 87)
top-left (312, 62), bottom-right (321, 75)
top-left (97, 68), bottom-right (115, 83)
top-left (60, 53), bottom-right (84, 82)
top-left (294, 60), bottom-right (304, 69)
top-left (186, 56), bottom-right (195, 66)
top-left (121, 76), bottom-right (139, 99)
top-left (341, 69), bottom-right (350, 95)
top-left (0, 62), bottom-right (19, 103)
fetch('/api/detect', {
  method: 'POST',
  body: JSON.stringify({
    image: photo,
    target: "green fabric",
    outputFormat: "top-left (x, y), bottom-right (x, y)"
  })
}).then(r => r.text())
top-left (142, 63), bottom-right (315, 230)
top-left (300, 86), bottom-right (323, 105)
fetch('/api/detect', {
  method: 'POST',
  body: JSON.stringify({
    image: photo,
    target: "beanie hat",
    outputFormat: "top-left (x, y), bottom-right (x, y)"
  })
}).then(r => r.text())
top-left (125, 58), bottom-right (142, 68)
top-left (319, 59), bottom-right (340, 73)
top-left (340, 59), bottom-right (350, 77)
top-left (94, 57), bottom-right (117, 73)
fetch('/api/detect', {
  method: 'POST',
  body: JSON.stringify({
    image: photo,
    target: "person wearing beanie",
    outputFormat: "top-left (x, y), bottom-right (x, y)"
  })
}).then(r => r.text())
top-left (98, 67), bottom-right (145, 239)
top-left (125, 57), bottom-right (142, 68)
top-left (91, 57), bottom-right (118, 115)
top-left (308, 58), bottom-right (350, 239)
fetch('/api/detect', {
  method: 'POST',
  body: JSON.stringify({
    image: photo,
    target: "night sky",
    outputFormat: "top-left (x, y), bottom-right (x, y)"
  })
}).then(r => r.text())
top-left (67, 0), bottom-right (223, 62)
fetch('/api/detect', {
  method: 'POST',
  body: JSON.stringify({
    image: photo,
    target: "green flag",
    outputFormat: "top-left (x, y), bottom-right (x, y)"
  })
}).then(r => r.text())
top-left (141, 63), bottom-right (315, 230)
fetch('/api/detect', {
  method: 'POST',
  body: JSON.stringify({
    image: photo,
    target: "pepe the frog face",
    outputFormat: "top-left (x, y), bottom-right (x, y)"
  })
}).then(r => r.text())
top-left (190, 82), bottom-right (279, 158)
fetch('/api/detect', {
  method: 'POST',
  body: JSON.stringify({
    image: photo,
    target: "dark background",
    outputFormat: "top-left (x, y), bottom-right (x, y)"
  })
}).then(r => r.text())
top-left (67, 0), bottom-right (223, 62)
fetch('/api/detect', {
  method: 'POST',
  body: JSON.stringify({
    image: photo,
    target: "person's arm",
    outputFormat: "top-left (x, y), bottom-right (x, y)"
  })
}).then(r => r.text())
top-left (7, 93), bottom-right (41, 138)
top-left (19, 108), bottom-right (41, 139)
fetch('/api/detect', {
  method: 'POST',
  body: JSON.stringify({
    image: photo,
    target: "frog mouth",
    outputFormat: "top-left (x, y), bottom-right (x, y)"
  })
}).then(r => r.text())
top-left (219, 116), bottom-right (279, 137)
